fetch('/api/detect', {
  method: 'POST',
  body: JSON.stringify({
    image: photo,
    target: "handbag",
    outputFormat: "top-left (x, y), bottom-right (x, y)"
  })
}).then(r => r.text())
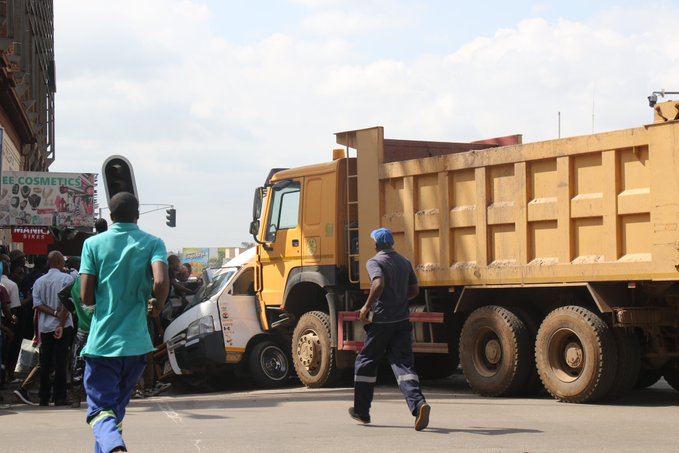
top-left (15, 338), bottom-right (39, 373)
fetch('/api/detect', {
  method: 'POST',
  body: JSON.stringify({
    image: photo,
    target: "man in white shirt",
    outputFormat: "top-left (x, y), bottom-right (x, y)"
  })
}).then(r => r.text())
top-left (32, 251), bottom-right (76, 406)
top-left (1, 256), bottom-right (21, 310)
top-left (0, 253), bottom-right (21, 382)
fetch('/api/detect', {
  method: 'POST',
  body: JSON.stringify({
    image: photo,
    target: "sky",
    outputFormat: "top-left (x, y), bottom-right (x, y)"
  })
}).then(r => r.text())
top-left (51, 0), bottom-right (679, 251)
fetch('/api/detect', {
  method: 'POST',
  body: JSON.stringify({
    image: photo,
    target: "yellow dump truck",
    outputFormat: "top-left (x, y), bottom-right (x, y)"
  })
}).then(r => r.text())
top-left (248, 100), bottom-right (679, 403)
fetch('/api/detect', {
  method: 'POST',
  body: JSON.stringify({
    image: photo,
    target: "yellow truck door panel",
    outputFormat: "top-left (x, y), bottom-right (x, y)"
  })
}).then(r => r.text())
top-left (259, 180), bottom-right (302, 307)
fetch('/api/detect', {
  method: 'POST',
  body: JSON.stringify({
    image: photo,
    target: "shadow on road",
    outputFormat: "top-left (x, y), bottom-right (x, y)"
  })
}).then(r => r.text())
top-left (362, 424), bottom-right (543, 436)
top-left (128, 370), bottom-right (679, 412)
top-left (608, 386), bottom-right (679, 407)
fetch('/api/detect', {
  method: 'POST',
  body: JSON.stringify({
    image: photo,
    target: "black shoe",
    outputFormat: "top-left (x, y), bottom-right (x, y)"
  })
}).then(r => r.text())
top-left (13, 388), bottom-right (38, 406)
top-left (415, 401), bottom-right (430, 431)
top-left (54, 399), bottom-right (72, 407)
top-left (348, 407), bottom-right (370, 424)
top-left (39, 400), bottom-right (49, 407)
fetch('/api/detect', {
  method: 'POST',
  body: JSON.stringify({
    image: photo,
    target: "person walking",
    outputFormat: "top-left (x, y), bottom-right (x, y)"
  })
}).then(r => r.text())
top-left (32, 250), bottom-right (76, 406)
top-left (57, 256), bottom-right (93, 408)
top-left (349, 227), bottom-right (431, 431)
top-left (1, 253), bottom-right (23, 383)
top-left (80, 192), bottom-right (169, 453)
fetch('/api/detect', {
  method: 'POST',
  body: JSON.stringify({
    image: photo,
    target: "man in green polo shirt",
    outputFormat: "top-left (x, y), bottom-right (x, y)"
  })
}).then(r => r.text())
top-left (80, 192), bottom-right (169, 453)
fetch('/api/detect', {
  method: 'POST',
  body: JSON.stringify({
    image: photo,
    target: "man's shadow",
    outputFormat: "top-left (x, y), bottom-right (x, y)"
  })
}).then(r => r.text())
top-left (362, 424), bottom-right (542, 435)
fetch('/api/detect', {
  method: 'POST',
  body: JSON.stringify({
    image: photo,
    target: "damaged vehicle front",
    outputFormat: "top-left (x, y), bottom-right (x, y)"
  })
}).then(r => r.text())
top-left (163, 248), bottom-right (291, 388)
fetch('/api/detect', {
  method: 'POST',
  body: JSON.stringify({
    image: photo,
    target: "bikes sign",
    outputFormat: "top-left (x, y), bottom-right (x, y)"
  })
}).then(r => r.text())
top-left (0, 172), bottom-right (96, 227)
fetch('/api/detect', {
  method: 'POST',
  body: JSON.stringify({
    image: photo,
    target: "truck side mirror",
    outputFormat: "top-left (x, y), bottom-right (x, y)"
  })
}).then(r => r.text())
top-left (249, 219), bottom-right (260, 237)
top-left (252, 187), bottom-right (263, 220)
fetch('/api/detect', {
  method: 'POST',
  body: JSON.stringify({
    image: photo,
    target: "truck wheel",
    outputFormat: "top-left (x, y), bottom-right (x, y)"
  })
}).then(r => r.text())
top-left (459, 305), bottom-right (531, 396)
top-left (605, 328), bottom-right (640, 400)
top-left (535, 306), bottom-right (617, 403)
top-left (292, 311), bottom-right (341, 388)
top-left (249, 340), bottom-right (291, 388)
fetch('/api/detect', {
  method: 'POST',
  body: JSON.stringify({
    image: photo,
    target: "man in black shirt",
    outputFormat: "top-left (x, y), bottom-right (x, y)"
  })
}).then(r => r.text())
top-left (349, 228), bottom-right (430, 431)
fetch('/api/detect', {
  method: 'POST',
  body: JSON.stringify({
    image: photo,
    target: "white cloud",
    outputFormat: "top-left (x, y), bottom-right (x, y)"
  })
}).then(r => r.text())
top-left (299, 10), bottom-right (392, 36)
top-left (52, 1), bottom-right (679, 249)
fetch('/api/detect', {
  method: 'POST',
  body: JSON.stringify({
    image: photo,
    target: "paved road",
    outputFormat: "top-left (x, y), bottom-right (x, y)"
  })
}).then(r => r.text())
top-left (2, 374), bottom-right (679, 452)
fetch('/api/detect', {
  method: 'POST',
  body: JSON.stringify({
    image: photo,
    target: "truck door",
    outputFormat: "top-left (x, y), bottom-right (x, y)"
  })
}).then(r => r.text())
top-left (259, 180), bottom-right (302, 308)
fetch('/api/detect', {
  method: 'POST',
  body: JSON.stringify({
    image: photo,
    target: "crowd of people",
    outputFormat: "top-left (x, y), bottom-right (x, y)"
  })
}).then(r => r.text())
top-left (0, 192), bottom-right (188, 451)
top-left (0, 210), bottom-right (187, 411)
top-left (0, 248), bottom-right (47, 409)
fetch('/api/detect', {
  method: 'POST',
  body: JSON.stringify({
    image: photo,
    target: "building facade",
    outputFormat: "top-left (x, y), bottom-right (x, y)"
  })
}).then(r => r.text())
top-left (0, 0), bottom-right (56, 246)
top-left (0, 0), bottom-right (55, 173)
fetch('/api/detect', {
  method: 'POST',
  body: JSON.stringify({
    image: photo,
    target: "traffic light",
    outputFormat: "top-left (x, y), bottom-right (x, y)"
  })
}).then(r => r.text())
top-left (166, 208), bottom-right (176, 227)
top-left (102, 155), bottom-right (138, 204)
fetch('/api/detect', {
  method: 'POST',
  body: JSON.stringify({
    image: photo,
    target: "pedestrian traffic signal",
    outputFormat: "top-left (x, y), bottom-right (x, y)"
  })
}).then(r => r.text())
top-left (166, 208), bottom-right (176, 227)
top-left (102, 155), bottom-right (138, 204)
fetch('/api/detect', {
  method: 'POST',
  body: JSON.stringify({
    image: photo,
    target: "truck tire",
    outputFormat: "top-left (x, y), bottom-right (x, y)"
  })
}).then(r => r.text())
top-left (535, 306), bottom-right (617, 403)
top-left (249, 340), bottom-right (291, 388)
top-left (292, 311), bottom-right (342, 388)
top-left (459, 305), bottom-right (532, 396)
top-left (605, 328), bottom-right (640, 400)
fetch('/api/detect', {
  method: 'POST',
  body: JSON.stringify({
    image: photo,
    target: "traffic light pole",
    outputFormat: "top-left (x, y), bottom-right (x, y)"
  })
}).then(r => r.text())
top-left (98, 203), bottom-right (176, 227)
top-left (101, 155), bottom-right (175, 227)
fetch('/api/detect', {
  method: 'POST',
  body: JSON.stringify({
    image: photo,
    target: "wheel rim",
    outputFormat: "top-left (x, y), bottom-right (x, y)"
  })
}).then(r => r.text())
top-left (472, 327), bottom-right (503, 378)
top-left (547, 328), bottom-right (584, 383)
top-left (297, 330), bottom-right (322, 375)
top-left (260, 345), bottom-right (288, 381)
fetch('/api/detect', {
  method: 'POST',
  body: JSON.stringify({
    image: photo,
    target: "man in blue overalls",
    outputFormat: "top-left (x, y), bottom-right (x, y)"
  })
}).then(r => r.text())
top-left (349, 227), bottom-right (431, 431)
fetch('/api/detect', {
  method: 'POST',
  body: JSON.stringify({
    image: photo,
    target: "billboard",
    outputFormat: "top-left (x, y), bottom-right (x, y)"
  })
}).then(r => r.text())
top-left (182, 248), bottom-right (209, 278)
top-left (0, 172), bottom-right (96, 227)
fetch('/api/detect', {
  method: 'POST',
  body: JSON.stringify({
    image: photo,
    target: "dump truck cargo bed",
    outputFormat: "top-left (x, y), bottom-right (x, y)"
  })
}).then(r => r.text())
top-left (337, 121), bottom-right (679, 289)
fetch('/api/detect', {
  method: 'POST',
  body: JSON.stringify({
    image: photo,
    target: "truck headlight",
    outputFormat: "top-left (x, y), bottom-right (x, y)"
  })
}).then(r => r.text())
top-left (186, 315), bottom-right (214, 340)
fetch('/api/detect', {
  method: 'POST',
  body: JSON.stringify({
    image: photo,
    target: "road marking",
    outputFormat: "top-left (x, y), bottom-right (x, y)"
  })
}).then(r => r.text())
top-left (157, 402), bottom-right (182, 424)
top-left (157, 402), bottom-right (204, 450)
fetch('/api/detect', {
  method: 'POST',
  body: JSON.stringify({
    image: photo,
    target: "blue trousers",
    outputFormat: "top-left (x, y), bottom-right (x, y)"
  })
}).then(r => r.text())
top-left (353, 320), bottom-right (426, 417)
top-left (84, 355), bottom-right (146, 453)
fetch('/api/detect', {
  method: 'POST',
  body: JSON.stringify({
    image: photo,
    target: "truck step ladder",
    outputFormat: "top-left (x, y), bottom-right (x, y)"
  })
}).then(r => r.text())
top-left (345, 146), bottom-right (360, 283)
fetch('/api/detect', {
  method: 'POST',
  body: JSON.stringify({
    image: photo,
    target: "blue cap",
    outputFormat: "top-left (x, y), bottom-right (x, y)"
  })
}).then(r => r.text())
top-left (370, 228), bottom-right (394, 247)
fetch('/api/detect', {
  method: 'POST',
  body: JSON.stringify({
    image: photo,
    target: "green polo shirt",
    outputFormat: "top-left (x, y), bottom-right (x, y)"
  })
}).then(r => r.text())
top-left (71, 277), bottom-right (93, 332)
top-left (80, 222), bottom-right (167, 357)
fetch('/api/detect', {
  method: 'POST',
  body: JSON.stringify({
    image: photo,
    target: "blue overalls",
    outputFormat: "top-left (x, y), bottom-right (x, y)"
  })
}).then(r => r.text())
top-left (84, 355), bottom-right (147, 453)
top-left (353, 319), bottom-right (426, 417)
